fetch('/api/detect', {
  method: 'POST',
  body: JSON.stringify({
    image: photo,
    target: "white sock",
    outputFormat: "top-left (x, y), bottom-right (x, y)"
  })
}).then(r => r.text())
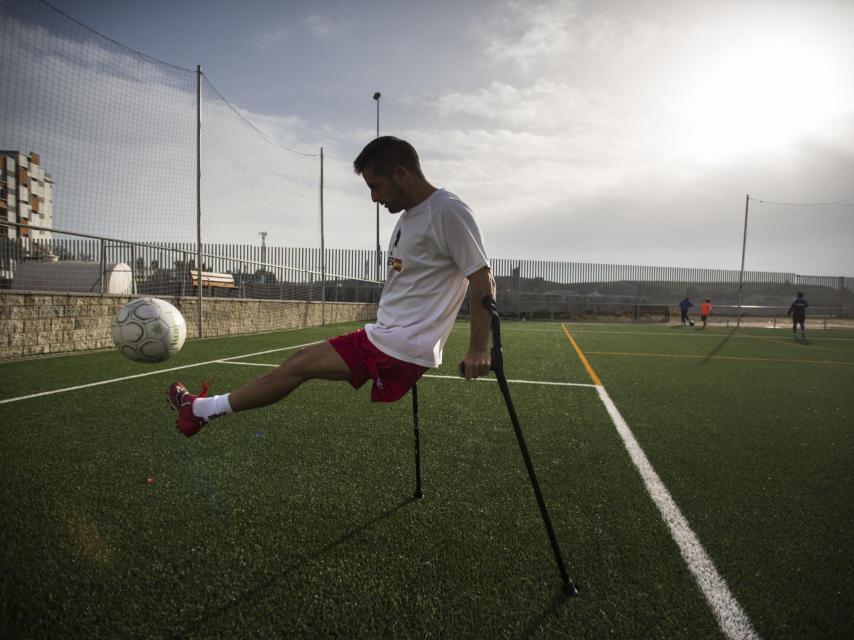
top-left (192, 393), bottom-right (233, 421)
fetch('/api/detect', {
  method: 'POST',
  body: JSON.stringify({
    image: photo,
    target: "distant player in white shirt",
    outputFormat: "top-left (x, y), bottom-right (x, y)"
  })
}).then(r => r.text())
top-left (168, 136), bottom-right (496, 436)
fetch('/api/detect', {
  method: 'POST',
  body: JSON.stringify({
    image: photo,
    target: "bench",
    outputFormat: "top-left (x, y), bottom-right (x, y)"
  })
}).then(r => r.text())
top-left (190, 269), bottom-right (237, 289)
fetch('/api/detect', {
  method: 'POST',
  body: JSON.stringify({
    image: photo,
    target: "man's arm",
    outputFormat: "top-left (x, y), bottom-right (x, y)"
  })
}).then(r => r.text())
top-left (460, 266), bottom-right (496, 379)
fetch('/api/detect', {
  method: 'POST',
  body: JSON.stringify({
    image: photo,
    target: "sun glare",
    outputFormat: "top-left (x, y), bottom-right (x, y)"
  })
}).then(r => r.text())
top-left (669, 33), bottom-right (849, 162)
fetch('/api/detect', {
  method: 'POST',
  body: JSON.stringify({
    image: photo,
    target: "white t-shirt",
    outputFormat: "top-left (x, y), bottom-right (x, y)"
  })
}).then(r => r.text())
top-left (365, 189), bottom-right (490, 368)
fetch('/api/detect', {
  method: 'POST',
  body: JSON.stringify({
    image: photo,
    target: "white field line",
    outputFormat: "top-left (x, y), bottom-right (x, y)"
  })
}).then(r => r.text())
top-left (595, 385), bottom-right (759, 640)
top-left (423, 374), bottom-right (596, 387)
top-left (218, 361), bottom-right (280, 367)
top-left (217, 362), bottom-right (598, 388)
top-left (0, 341), bottom-right (321, 405)
top-left (490, 328), bottom-right (562, 333)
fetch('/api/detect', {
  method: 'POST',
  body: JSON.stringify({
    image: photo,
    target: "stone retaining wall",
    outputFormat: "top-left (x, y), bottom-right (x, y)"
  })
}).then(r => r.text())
top-left (0, 292), bottom-right (378, 359)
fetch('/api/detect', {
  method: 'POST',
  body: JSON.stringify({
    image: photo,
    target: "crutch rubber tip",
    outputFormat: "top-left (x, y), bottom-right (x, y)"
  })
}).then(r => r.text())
top-left (414, 490), bottom-right (423, 499)
top-left (563, 582), bottom-right (580, 597)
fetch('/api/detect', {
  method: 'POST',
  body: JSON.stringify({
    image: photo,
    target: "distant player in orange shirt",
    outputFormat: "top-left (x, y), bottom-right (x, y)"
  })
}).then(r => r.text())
top-left (699, 299), bottom-right (712, 328)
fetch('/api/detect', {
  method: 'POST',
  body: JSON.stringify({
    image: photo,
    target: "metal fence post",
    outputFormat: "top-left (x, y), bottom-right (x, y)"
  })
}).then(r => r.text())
top-left (196, 64), bottom-right (203, 338)
top-left (180, 251), bottom-right (187, 298)
top-left (320, 147), bottom-right (326, 325)
top-left (99, 238), bottom-right (106, 294)
top-left (130, 242), bottom-right (137, 295)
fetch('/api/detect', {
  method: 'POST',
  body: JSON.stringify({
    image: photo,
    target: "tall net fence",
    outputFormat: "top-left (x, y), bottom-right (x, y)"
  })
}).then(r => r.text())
top-left (201, 79), bottom-right (320, 248)
top-left (0, 0), bottom-right (329, 284)
top-left (1, 0), bottom-right (852, 342)
top-left (741, 196), bottom-right (854, 278)
top-left (1, 0), bottom-right (197, 244)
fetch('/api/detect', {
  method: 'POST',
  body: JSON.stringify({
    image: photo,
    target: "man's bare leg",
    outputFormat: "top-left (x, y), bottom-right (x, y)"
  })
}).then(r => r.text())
top-left (169, 341), bottom-right (351, 436)
top-left (228, 341), bottom-right (351, 412)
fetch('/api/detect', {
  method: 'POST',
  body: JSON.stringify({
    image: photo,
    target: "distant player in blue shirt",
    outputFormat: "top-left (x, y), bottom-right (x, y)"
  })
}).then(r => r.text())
top-left (787, 292), bottom-right (808, 338)
top-left (678, 296), bottom-right (694, 326)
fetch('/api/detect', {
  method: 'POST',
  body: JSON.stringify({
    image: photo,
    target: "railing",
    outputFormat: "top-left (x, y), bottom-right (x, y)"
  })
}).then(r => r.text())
top-left (1, 225), bottom-right (852, 321)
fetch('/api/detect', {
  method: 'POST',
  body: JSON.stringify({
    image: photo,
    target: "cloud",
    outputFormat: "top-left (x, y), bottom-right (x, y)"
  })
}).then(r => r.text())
top-left (469, 0), bottom-right (651, 75)
top-left (429, 80), bottom-right (602, 133)
top-left (473, 0), bottom-right (582, 71)
top-left (416, 80), bottom-right (679, 197)
top-left (304, 15), bottom-right (353, 39)
top-left (254, 27), bottom-right (288, 50)
top-left (234, 107), bottom-right (313, 151)
top-left (401, 78), bottom-right (854, 273)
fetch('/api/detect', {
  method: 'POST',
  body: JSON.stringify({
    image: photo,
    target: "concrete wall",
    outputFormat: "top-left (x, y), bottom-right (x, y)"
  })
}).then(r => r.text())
top-left (0, 292), bottom-right (378, 359)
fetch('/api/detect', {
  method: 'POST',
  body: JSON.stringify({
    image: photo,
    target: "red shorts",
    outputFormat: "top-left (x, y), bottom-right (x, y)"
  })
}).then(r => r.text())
top-left (328, 329), bottom-right (428, 403)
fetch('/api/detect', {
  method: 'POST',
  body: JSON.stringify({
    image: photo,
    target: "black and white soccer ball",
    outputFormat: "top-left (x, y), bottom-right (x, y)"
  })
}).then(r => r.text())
top-left (111, 298), bottom-right (186, 363)
top-left (689, 320), bottom-right (695, 327)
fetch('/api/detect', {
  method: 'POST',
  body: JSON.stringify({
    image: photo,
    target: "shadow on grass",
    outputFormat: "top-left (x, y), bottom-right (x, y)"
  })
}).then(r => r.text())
top-left (516, 586), bottom-right (578, 639)
top-left (177, 496), bottom-right (418, 637)
top-left (697, 327), bottom-right (738, 366)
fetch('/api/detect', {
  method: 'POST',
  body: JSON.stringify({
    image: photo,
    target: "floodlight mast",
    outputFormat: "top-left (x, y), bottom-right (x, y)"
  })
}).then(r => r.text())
top-left (736, 194), bottom-right (749, 328)
top-left (196, 64), bottom-right (203, 338)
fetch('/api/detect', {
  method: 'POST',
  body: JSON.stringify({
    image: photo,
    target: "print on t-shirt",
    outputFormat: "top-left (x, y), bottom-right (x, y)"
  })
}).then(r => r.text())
top-left (387, 229), bottom-right (403, 272)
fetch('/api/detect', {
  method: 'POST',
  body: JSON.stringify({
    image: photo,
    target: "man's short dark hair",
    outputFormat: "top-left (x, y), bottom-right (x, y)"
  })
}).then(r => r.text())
top-left (353, 136), bottom-right (424, 178)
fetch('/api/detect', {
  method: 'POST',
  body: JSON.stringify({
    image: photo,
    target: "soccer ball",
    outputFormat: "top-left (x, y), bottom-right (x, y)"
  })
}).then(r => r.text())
top-left (111, 298), bottom-right (186, 363)
top-left (689, 320), bottom-right (695, 327)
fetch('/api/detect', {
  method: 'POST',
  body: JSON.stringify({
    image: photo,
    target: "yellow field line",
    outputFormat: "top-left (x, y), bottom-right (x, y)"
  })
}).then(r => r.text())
top-left (584, 350), bottom-right (854, 366)
top-left (560, 324), bottom-right (603, 386)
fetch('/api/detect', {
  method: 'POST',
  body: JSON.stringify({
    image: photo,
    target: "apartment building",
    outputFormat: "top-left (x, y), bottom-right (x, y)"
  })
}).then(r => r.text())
top-left (1, 150), bottom-right (54, 249)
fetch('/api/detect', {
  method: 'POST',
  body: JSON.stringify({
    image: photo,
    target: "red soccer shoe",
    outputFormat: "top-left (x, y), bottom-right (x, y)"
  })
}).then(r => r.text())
top-left (167, 381), bottom-right (209, 437)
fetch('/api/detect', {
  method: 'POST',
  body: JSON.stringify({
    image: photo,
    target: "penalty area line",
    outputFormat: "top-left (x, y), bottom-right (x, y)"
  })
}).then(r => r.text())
top-left (561, 324), bottom-right (759, 640)
top-left (0, 341), bottom-right (321, 405)
top-left (217, 361), bottom-right (598, 387)
top-left (596, 386), bottom-right (759, 640)
top-left (423, 374), bottom-right (596, 387)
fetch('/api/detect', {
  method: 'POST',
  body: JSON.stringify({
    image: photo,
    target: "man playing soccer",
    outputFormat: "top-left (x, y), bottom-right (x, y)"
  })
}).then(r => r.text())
top-left (168, 136), bottom-right (496, 436)
top-left (678, 296), bottom-right (694, 326)
top-left (787, 291), bottom-right (808, 338)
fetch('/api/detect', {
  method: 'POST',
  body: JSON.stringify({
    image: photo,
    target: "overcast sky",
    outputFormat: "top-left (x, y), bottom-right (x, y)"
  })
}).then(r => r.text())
top-left (9, 0), bottom-right (854, 275)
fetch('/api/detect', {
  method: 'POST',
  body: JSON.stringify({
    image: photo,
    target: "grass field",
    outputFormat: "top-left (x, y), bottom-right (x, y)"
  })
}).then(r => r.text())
top-left (1, 320), bottom-right (852, 639)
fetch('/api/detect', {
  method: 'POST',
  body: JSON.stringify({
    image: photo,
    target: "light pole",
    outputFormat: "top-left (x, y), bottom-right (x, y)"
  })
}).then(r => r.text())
top-left (373, 91), bottom-right (381, 281)
top-left (259, 231), bottom-right (267, 276)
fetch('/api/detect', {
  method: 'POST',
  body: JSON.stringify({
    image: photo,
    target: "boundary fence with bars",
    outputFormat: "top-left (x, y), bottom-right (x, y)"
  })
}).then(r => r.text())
top-left (2, 225), bottom-right (852, 329)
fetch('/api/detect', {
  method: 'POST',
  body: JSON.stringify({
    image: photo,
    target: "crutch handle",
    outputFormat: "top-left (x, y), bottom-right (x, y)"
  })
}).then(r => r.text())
top-left (481, 294), bottom-right (499, 317)
top-left (458, 295), bottom-right (502, 378)
top-left (481, 295), bottom-right (504, 374)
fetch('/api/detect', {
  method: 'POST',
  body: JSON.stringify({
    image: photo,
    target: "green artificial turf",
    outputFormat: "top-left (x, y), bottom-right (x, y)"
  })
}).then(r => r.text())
top-left (1, 321), bottom-right (852, 638)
